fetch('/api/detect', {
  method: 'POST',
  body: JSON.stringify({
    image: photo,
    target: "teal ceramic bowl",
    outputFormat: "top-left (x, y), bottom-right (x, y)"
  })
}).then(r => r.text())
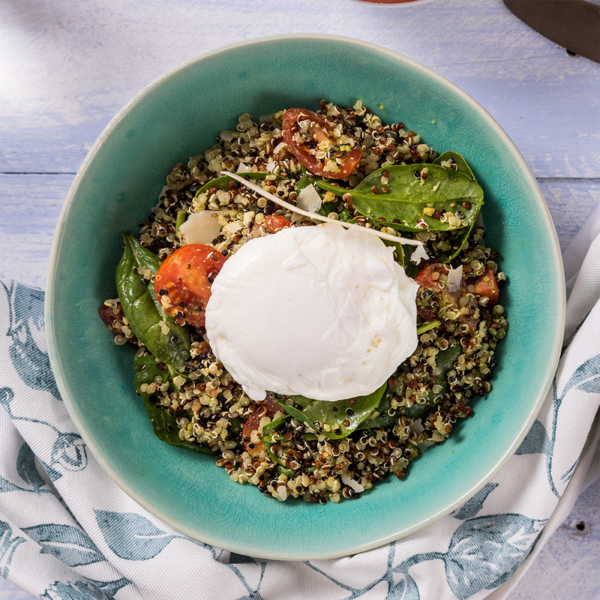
top-left (46, 34), bottom-right (565, 560)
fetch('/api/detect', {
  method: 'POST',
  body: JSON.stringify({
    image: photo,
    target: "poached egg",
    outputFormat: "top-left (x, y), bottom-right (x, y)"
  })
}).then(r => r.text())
top-left (205, 223), bottom-right (419, 402)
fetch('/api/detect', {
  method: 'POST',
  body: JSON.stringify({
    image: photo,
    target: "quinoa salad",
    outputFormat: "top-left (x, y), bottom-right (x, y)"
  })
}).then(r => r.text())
top-left (99, 100), bottom-right (508, 504)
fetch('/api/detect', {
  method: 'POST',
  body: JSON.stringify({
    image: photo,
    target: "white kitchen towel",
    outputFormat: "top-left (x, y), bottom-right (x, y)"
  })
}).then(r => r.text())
top-left (1, 207), bottom-right (600, 600)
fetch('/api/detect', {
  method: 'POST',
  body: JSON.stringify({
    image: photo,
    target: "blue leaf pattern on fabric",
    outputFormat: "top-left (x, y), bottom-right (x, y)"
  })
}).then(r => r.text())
top-left (576, 376), bottom-right (600, 394)
top-left (388, 573), bottom-right (420, 600)
top-left (23, 523), bottom-right (106, 567)
top-left (0, 387), bottom-right (14, 411)
top-left (1, 281), bottom-right (61, 400)
top-left (41, 580), bottom-right (113, 600)
top-left (95, 510), bottom-right (177, 560)
top-left (229, 552), bottom-right (257, 564)
top-left (545, 356), bottom-right (600, 497)
top-left (557, 353), bottom-right (600, 399)
top-left (17, 442), bottom-right (48, 493)
top-left (86, 577), bottom-right (132, 597)
top-left (443, 514), bottom-right (544, 599)
top-left (40, 459), bottom-right (63, 483)
top-left (0, 475), bottom-right (22, 494)
top-left (0, 520), bottom-right (26, 578)
top-left (485, 559), bottom-right (522, 591)
top-left (452, 482), bottom-right (498, 520)
top-left (51, 433), bottom-right (88, 472)
top-left (515, 420), bottom-right (551, 456)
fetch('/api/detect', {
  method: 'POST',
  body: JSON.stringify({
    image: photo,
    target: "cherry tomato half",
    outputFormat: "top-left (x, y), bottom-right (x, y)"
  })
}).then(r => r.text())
top-left (243, 396), bottom-right (283, 457)
top-left (473, 268), bottom-right (499, 306)
top-left (282, 108), bottom-right (361, 179)
top-left (154, 244), bottom-right (227, 327)
top-left (264, 215), bottom-right (292, 233)
top-left (414, 263), bottom-right (445, 290)
top-left (251, 215), bottom-right (292, 237)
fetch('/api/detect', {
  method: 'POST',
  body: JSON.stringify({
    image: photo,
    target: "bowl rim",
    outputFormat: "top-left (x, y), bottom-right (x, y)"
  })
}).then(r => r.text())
top-left (45, 32), bottom-right (566, 560)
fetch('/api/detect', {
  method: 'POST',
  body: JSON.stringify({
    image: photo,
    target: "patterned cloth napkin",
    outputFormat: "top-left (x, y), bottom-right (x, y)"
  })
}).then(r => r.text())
top-left (2, 207), bottom-right (600, 600)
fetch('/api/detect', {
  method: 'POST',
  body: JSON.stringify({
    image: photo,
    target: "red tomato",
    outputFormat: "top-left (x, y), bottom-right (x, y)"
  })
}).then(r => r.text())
top-left (264, 215), bottom-right (292, 233)
top-left (414, 264), bottom-right (445, 290)
top-left (473, 268), bottom-right (499, 306)
top-left (251, 215), bottom-right (292, 237)
top-left (242, 396), bottom-right (283, 457)
top-left (154, 244), bottom-right (227, 327)
top-left (282, 108), bottom-right (361, 179)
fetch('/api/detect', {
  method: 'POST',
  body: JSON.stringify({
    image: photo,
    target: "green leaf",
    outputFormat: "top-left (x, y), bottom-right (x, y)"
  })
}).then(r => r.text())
top-left (434, 151), bottom-right (476, 181)
top-left (355, 412), bottom-right (398, 431)
top-left (442, 219), bottom-right (479, 264)
top-left (382, 237), bottom-right (405, 267)
top-left (317, 164), bottom-right (483, 232)
top-left (276, 402), bottom-right (319, 432)
top-left (404, 343), bottom-right (462, 418)
top-left (175, 210), bottom-right (187, 233)
top-left (417, 321), bottom-right (441, 335)
top-left (297, 166), bottom-right (311, 192)
top-left (260, 414), bottom-right (291, 466)
top-left (290, 383), bottom-right (387, 440)
top-left (116, 233), bottom-right (190, 370)
top-left (133, 356), bottom-right (215, 455)
top-left (195, 172), bottom-right (287, 197)
top-left (354, 390), bottom-right (397, 430)
top-left (433, 152), bottom-right (479, 263)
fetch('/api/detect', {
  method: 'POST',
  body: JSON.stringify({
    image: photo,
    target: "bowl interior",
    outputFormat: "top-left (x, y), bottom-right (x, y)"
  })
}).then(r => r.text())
top-left (47, 35), bottom-right (564, 560)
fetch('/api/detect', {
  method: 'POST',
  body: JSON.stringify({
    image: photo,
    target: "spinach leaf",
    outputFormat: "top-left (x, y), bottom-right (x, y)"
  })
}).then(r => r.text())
top-left (175, 210), bottom-right (187, 233)
top-left (402, 343), bottom-right (462, 419)
top-left (133, 356), bottom-right (214, 455)
top-left (116, 233), bottom-right (190, 370)
top-left (442, 219), bottom-right (478, 264)
top-left (434, 151), bottom-right (475, 181)
top-left (297, 166), bottom-right (311, 192)
top-left (276, 402), bottom-right (319, 432)
top-left (417, 321), bottom-right (441, 335)
top-left (195, 172), bottom-right (287, 197)
top-left (430, 343), bottom-right (462, 400)
top-left (260, 415), bottom-right (291, 466)
top-left (355, 412), bottom-right (397, 431)
top-left (382, 237), bottom-right (405, 267)
top-left (289, 383), bottom-right (387, 440)
top-left (316, 164), bottom-right (483, 232)
top-left (355, 390), bottom-right (396, 431)
top-left (433, 152), bottom-right (479, 263)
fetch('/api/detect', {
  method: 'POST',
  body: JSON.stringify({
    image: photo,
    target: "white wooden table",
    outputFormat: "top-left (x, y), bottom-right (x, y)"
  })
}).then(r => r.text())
top-left (1, 0), bottom-right (599, 597)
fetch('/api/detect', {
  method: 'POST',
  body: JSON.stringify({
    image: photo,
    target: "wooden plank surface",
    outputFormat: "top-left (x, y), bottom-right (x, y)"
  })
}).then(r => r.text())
top-left (0, 0), bottom-right (598, 177)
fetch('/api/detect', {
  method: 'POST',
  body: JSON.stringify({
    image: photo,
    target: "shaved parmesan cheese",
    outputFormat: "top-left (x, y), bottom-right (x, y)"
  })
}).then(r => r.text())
top-left (223, 221), bottom-right (242, 235)
top-left (410, 243), bottom-right (429, 265)
top-left (341, 473), bottom-right (364, 493)
top-left (273, 141), bottom-right (286, 155)
top-left (179, 211), bottom-right (223, 245)
top-left (447, 265), bottom-right (463, 293)
top-left (297, 184), bottom-right (322, 213)
top-left (265, 161), bottom-right (277, 173)
top-left (236, 162), bottom-right (253, 174)
top-left (277, 486), bottom-right (288, 501)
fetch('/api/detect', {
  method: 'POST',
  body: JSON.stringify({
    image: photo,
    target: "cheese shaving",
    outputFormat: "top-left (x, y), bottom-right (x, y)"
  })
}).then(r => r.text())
top-left (447, 265), bottom-right (463, 293)
top-left (179, 211), bottom-right (223, 245)
top-left (341, 473), bottom-right (364, 493)
top-left (410, 243), bottom-right (430, 264)
top-left (297, 184), bottom-right (322, 213)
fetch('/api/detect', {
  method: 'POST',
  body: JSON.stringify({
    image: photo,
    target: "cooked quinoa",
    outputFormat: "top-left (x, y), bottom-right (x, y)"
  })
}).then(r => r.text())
top-left (101, 100), bottom-right (508, 503)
